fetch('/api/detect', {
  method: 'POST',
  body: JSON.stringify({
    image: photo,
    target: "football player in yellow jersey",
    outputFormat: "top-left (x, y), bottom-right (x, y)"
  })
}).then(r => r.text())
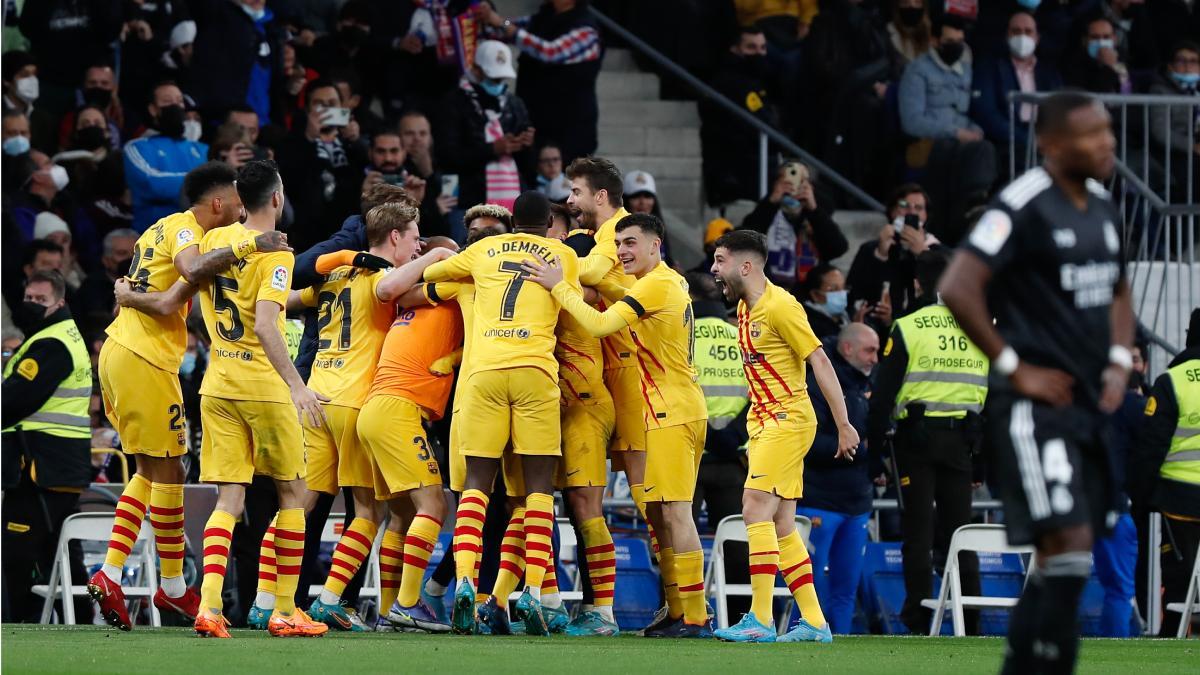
top-left (90, 162), bottom-right (291, 630)
top-left (423, 191), bottom-right (580, 636)
top-left (709, 230), bottom-right (859, 644)
top-left (524, 212), bottom-right (712, 638)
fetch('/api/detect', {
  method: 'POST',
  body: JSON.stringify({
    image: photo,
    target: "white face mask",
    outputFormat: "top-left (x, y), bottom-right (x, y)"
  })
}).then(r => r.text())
top-left (1008, 35), bottom-right (1036, 60)
top-left (48, 164), bottom-right (69, 191)
top-left (15, 76), bottom-right (39, 103)
top-left (183, 119), bottom-right (202, 142)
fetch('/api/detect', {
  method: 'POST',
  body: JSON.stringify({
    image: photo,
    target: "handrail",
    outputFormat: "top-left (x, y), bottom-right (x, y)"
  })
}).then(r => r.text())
top-left (1010, 91), bottom-right (1200, 106)
top-left (589, 6), bottom-right (886, 213)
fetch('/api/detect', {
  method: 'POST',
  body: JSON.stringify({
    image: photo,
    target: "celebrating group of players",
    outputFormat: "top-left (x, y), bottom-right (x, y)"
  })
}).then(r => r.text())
top-left (85, 154), bottom-right (857, 643)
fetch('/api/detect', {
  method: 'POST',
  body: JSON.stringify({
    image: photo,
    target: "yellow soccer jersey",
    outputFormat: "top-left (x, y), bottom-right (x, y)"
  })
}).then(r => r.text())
top-left (608, 263), bottom-right (706, 428)
top-left (736, 280), bottom-right (822, 428)
top-left (579, 208), bottom-right (638, 372)
top-left (424, 233), bottom-right (579, 381)
top-left (104, 211), bottom-right (202, 371)
top-left (299, 266), bottom-right (395, 408)
top-left (556, 308), bottom-right (608, 407)
top-left (197, 224), bottom-right (295, 404)
top-left (447, 281), bottom-right (475, 413)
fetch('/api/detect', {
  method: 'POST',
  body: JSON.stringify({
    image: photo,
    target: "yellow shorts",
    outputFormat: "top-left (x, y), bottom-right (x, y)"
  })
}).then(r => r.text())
top-left (199, 396), bottom-right (304, 484)
top-left (358, 395), bottom-right (442, 500)
top-left (98, 340), bottom-right (187, 458)
top-left (557, 402), bottom-right (614, 489)
top-left (745, 415), bottom-right (816, 499)
top-left (448, 404), bottom-right (466, 493)
top-left (458, 367), bottom-right (560, 458)
top-left (605, 366), bottom-right (645, 452)
top-left (304, 404), bottom-right (372, 495)
top-left (643, 420), bottom-right (706, 503)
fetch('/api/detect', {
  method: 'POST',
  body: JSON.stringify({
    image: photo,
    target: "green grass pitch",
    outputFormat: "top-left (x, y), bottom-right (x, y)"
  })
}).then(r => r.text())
top-left (1, 626), bottom-right (1196, 674)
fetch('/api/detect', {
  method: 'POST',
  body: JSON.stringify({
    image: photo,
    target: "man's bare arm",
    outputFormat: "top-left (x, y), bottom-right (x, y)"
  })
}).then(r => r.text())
top-left (255, 300), bottom-right (328, 426)
top-left (174, 230), bottom-right (291, 285)
top-left (114, 278), bottom-right (195, 316)
top-left (378, 248), bottom-right (455, 303)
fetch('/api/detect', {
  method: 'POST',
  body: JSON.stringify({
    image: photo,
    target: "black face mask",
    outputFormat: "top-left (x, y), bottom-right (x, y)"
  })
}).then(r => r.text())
top-left (74, 126), bottom-right (107, 151)
top-left (897, 7), bottom-right (924, 27)
top-left (741, 54), bottom-right (768, 78)
top-left (16, 300), bottom-right (49, 332)
top-left (112, 257), bottom-right (133, 278)
top-left (1128, 370), bottom-right (1144, 393)
top-left (339, 25), bottom-right (368, 48)
top-left (82, 87), bottom-right (112, 108)
top-left (938, 41), bottom-right (965, 65)
top-left (156, 104), bottom-right (186, 138)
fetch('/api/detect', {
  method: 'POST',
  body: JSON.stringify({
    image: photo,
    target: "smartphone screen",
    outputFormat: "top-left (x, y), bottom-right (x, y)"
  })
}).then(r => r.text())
top-left (441, 174), bottom-right (460, 198)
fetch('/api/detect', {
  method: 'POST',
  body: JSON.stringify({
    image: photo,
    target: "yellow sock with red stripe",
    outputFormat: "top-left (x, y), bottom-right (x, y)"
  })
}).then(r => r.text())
top-left (273, 508), bottom-right (306, 615)
top-left (779, 529), bottom-right (826, 628)
top-left (659, 546), bottom-right (682, 619)
top-left (581, 517), bottom-right (616, 607)
top-left (675, 549), bottom-right (706, 625)
top-left (321, 517), bottom-right (378, 604)
top-left (453, 489), bottom-right (488, 588)
top-left (200, 510), bottom-right (237, 612)
top-left (522, 493), bottom-right (554, 597)
top-left (491, 507), bottom-right (526, 608)
top-left (149, 482), bottom-right (186, 595)
top-left (746, 520), bottom-right (779, 622)
top-left (398, 514), bottom-right (442, 607)
top-left (102, 473), bottom-right (151, 581)
top-left (542, 560), bottom-right (559, 595)
top-left (254, 516), bottom-right (278, 609)
top-left (629, 483), bottom-right (661, 557)
top-left (379, 529), bottom-right (404, 612)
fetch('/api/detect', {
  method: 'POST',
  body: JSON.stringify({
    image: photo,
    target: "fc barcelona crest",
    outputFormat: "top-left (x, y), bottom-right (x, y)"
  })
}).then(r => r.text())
top-left (750, 322), bottom-right (761, 338)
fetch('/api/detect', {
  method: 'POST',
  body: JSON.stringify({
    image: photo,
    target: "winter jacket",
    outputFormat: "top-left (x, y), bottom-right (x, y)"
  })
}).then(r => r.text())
top-left (123, 133), bottom-right (207, 232)
top-left (899, 48), bottom-right (979, 140)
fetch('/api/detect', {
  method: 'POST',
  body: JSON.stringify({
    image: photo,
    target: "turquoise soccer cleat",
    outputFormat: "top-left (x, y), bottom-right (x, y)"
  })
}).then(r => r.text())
top-left (542, 602), bottom-right (570, 633)
top-left (475, 596), bottom-right (512, 636)
top-left (420, 587), bottom-right (448, 623)
top-left (246, 604), bottom-right (270, 630)
top-left (564, 610), bottom-right (620, 637)
top-left (777, 619), bottom-right (833, 643)
top-left (308, 599), bottom-right (366, 631)
top-left (513, 589), bottom-right (548, 636)
top-left (451, 577), bottom-right (477, 635)
top-left (714, 612), bottom-right (777, 643)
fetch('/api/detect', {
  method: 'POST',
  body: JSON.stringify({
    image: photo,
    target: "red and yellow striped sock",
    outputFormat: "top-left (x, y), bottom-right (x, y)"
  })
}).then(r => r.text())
top-left (323, 517), bottom-right (378, 602)
top-left (779, 530), bottom-right (826, 628)
top-left (746, 520), bottom-right (779, 622)
top-left (676, 549), bottom-right (706, 625)
top-left (200, 510), bottom-right (237, 612)
top-left (629, 483), bottom-right (661, 557)
top-left (256, 516), bottom-right (277, 606)
top-left (149, 482), bottom-right (186, 587)
top-left (659, 546), bottom-right (682, 618)
top-left (542, 559), bottom-right (559, 596)
top-left (581, 517), bottom-right (616, 607)
top-left (379, 529), bottom-right (404, 612)
top-left (273, 508), bottom-right (306, 615)
top-left (491, 507), bottom-right (525, 608)
top-left (453, 489), bottom-right (488, 587)
top-left (103, 474), bottom-right (151, 576)
top-left (398, 514), bottom-right (442, 607)
top-left (522, 493), bottom-right (554, 594)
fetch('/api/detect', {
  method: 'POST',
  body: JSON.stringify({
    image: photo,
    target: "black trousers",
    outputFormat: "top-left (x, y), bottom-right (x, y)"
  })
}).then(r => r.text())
top-left (693, 458), bottom-right (747, 534)
top-left (1160, 516), bottom-right (1200, 637)
top-left (896, 425), bottom-right (981, 634)
top-left (1, 479), bottom-right (86, 622)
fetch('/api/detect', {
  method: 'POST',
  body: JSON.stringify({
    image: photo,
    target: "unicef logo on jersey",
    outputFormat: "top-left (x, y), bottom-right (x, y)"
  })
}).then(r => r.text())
top-left (517, 328), bottom-right (530, 339)
top-left (483, 327), bottom-right (531, 339)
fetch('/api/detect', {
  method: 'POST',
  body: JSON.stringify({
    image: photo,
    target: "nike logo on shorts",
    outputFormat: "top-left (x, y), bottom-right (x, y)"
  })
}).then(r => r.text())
top-left (644, 485), bottom-right (655, 492)
top-left (750, 474), bottom-right (767, 479)
top-left (566, 469), bottom-right (581, 477)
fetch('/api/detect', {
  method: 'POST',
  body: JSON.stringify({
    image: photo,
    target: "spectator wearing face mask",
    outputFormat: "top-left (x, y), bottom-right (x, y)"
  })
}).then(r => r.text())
top-left (1148, 41), bottom-right (1200, 196)
top-left (971, 10), bottom-right (1062, 184)
top-left (1063, 15), bottom-right (1131, 94)
top-left (2, 51), bottom-right (55, 155)
top-left (7, 151), bottom-right (72, 242)
top-left (31, 212), bottom-right (86, 291)
top-left (57, 64), bottom-right (124, 152)
top-left (159, 20), bottom-right (197, 96)
top-left (70, 228), bottom-right (138, 328)
top-left (190, 0), bottom-right (283, 125)
top-left (1, 110), bottom-right (32, 161)
top-left (306, 0), bottom-right (385, 106)
top-left (119, 0), bottom-right (191, 129)
top-left (887, 0), bottom-right (933, 69)
top-left (123, 81), bottom-right (207, 232)
top-left (798, 264), bottom-right (851, 341)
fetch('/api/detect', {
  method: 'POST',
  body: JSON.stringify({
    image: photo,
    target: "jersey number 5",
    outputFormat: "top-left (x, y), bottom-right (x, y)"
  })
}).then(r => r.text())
top-left (498, 261), bottom-right (528, 322)
top-left (213, 276), bottom-right (245, 341)
top-left (316, 288), bottom-right (352, 350)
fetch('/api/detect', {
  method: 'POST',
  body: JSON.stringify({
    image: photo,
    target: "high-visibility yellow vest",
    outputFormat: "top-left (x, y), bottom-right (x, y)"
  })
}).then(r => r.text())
top-left (2, 318), bottom-right (91, 439)
top-left (891, 302), bottom-right (988, 420)
top-left (1161, 358), bottom-right (1200, 486)
top-left (692, 316), bottom-right (748, 430)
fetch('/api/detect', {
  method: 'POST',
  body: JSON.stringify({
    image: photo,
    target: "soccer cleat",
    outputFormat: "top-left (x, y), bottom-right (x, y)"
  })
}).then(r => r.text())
top-left (659, 620), bottom-right (715, 639)
top-left (388, 598), bottom-right (452, 633)
top-left (777, 619), bottom-right (833, 643)
top-left (642, 606), bottom-right (681, 638)
top-left (246, 604), bottom-right (271, 630)
top-left (421, 587), bottom-right (448, 623)
top-left (268, 608), bottom-right (330, 637)
top-left (87, 570), bottom-right (132, 631)
top-left (194, 608), bottom-right (232, 638)
top-left (564, 611), bottom-right (620, 637)
top-left (476, 596), bottom-right (512, 635)
top-left (514, 588), bottom-right (548, 636)
top-left (542, 602), bottom-right (570, 633)
top-left (451, 577), bottom-right (477, 635)
top-left (714, 612), bottom-right (777, 643)
top-left (153, 586), bottom-right (201, 621)
top-left (307, 599), bottom-right (364, 631)
top-left (344, 607), bottom-right (370, 632)
top-left (375, 616), bottom-right (397, 632)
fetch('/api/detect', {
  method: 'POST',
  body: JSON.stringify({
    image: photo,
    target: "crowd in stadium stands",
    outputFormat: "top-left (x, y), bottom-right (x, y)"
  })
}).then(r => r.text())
top-left (1, 0), bottom-right (1198, 635)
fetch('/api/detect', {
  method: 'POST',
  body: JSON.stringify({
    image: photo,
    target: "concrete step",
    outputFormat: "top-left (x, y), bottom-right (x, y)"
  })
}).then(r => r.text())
top-left (598, 100), bottom-right (699, 127)
top-left (597, 71), bottom-right (659, 101)
top-left (596, 126), bottom-right (701, 157)
top-left (654, 177), bottom-right (702, 212)
top-left (603, 48), bottom-right (638, 72)
top-left (608, 155), bottom-right (701, 180)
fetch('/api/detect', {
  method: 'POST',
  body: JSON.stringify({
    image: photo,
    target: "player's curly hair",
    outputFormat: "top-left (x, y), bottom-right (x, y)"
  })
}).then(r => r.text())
top-left (464, 203), bottom-right (512, 230)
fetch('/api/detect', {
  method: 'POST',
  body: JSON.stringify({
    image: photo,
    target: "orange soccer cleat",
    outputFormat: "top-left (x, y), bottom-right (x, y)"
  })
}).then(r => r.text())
top-left (268, 609), bottom-right (330, 637)
top-left (194, 608), bottom-right (232, 638)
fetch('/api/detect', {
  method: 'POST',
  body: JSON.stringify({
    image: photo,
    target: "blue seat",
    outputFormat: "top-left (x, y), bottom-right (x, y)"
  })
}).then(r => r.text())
top-left (976, 550), bottom-right (1029, 636)
top-left (1077, 574), bottom-right (1105, 637)
top-left (613, 538), bottom-right (660, 630)
top-left (859, 542), bottom-right (952, 635)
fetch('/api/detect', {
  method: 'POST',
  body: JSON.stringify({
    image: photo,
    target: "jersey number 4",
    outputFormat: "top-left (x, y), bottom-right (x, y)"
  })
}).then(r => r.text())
top-left (316, 288), bottom-right (352, 350)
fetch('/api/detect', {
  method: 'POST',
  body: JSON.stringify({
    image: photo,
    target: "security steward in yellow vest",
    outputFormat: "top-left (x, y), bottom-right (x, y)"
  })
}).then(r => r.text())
top-left (2, 270), bottom-right (93, 622)
top-left (868, 249), bottom-right (989, 634)
top-left (1131, 309), bottom-right (1200, 637)
top-left (687, 273), bottom-right (750, 529)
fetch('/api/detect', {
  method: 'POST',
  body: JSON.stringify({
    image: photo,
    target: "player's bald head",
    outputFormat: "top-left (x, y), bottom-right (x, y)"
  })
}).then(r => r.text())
top-left (423, 235), bottom-right (459, 253)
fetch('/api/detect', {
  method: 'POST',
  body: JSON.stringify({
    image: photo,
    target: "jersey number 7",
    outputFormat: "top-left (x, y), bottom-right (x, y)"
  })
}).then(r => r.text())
top-left (498, 261), bottom-right (528, 322)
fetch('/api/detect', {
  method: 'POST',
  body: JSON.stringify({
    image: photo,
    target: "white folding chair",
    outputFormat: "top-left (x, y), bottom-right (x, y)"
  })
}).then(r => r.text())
top-left (920, 523), bottom-right (1035, 636)
top-left (34, 512), bottom-right (161, 626)
top-left (508, 517), bottom-right (584, 604)
top-left (307, 513), bottom-right (382, 613)
top-left (704, 514), bottom-right (812, 630)
top-left (1165, 541), bottom-right (1200, 639)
